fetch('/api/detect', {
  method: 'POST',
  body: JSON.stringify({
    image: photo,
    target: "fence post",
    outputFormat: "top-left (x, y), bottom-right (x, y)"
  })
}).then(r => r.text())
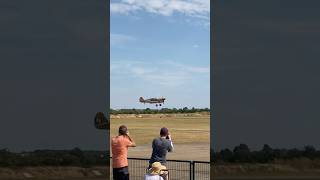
top-left (192, 161), bottom-right (195, 180)
top-left (189, 161), bottom-right (193, 180)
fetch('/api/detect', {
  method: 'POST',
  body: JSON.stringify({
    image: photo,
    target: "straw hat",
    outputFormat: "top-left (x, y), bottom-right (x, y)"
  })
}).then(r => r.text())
top-left (148, 162), bottom-right (167, 175)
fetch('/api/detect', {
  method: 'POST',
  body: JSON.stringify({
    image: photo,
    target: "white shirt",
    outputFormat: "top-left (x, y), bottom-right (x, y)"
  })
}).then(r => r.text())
top-left (144, 174), bottom-right (164, 180)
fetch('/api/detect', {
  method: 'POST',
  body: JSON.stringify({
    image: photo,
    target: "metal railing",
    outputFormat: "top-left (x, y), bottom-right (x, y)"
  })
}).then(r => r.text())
top-left (193, 161), bottom-right (210, 180)
top-left (110, 157), bottom-right (210, 180)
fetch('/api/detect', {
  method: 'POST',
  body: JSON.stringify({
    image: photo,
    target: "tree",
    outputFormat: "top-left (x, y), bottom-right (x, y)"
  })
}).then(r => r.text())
top-left (261, 144), bottom-right (274, 162)
top-left (233, 144), bottom-right (251, 162)
top-left (304, 145), bottom-right (316, 159)
top-left (182, 107), bottom-right (188, 113)
top-left (145, 108), bottom-right (151, 114)
top-left (220, 148), bottom-right (234, 162)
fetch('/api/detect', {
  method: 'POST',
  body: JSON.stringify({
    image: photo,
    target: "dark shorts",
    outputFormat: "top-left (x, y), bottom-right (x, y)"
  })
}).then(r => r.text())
top-left (113, 166), bottom-right (129, 180)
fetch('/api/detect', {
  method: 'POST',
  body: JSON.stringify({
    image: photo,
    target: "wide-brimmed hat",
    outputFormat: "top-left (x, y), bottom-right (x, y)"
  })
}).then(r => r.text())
top-left (148, 162), bottom-right (167, 175)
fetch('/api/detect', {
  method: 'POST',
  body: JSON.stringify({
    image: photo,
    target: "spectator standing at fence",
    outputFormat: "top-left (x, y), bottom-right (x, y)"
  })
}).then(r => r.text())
top-left (149, 127), bottom-right (174, 167)
top-left (112, 125), bottom-right (136, 180)
top-left (144, 162), bottom-right (168, 180)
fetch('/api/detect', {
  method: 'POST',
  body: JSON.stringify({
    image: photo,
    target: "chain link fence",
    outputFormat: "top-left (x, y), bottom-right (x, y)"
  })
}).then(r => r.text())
top-left (110, 157), bottom-right (210, 180)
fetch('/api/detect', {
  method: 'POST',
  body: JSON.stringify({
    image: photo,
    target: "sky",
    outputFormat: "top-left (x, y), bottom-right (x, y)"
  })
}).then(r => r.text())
top-left (213, 0), bottom-right (320, 151)
top-left (110, 0), bottom-right (210, 109)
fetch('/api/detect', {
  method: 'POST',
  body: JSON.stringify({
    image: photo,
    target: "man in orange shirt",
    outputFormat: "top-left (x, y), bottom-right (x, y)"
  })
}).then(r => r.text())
top-left (112, 125), bottom-right (136, 180)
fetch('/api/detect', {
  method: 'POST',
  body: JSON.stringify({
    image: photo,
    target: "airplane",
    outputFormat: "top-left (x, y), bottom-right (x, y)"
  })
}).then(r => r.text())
top-left (139, 97), bottom-right (166, 107)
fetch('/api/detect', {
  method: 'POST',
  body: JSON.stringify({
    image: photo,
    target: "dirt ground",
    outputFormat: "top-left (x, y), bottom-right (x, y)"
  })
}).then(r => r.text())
top-left (127, 142), bottom-right (209, 161)
top-left (110, 113), bottom-right (210, 161)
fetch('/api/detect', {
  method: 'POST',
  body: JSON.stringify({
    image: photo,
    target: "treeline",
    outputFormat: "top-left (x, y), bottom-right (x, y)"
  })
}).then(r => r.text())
top-left (213, 144), bottom-right (320, 163)
top-left (4, 144), bottom-right (319, 167)
top-left (0, 148), bottom-right (108, 167)
top-left (110, 107), bottom-right (210, 114)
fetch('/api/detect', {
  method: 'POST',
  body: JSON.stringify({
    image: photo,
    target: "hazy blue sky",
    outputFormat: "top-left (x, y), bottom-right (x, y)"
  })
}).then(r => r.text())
top-left (110, 0), bottom-right (210, 109)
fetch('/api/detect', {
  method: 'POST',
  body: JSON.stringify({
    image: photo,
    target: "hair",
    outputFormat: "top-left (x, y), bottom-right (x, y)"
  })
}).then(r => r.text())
top-left (119, 125), bottom-right (128, 135)
top-left (160, 127), bottom-right (169, 137)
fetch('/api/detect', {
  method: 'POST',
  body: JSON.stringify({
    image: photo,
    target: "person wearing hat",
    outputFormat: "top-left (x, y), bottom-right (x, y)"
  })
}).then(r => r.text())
top-left (149, 127), bottom-right (174, 167)
top-left (112, 125), bottom-right (136, 180)
top-left (144, 162), bottom-right (168, 180)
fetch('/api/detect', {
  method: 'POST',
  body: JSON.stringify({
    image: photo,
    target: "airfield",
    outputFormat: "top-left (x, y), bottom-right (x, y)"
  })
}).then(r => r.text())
top-left (4, 113), bottom-right (320, 179)
top-left (110, 112), bottom-right (210, 161)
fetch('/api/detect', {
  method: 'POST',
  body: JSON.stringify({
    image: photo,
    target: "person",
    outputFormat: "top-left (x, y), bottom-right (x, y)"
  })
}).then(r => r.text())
top-left (144, 162), bottom-right (169, 180)
top-left (112, 125), bottom-right (136, 180)
top-left (149, 127), bottom-right (173, 167)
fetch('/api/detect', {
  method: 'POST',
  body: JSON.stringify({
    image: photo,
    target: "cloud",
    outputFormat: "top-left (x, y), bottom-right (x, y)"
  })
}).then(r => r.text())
top-left (110, 33), bottom-right (136, 47)
top-left (110, 3), bottom-right (140, 15)
top-left (111, 0), bottom-right (210, 19)
top-left (111, 60), bottom-right (209, 86)
top-left (163, 61), bottom-right (209, 73)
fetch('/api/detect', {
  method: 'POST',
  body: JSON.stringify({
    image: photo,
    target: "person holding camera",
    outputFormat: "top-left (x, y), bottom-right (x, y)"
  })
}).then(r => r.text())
top-left (112, 125), bottom-right (136, 180)
top-left (149, 127), bottom-right (174, 167)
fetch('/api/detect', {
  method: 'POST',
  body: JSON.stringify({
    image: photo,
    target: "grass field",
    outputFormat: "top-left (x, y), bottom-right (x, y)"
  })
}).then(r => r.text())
top-left (110, 113), bottom-right (210, 161)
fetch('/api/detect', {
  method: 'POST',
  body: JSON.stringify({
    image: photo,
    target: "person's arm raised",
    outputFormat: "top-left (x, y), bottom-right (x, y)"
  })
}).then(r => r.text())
top-left (126, 132), bottom-right (136, 147)
top-left (167, 134), bottom-right (174, 152)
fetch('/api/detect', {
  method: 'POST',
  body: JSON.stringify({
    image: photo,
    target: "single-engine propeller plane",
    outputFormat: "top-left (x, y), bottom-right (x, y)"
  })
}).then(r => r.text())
top-left (139, 97), bottom-right (166, 107)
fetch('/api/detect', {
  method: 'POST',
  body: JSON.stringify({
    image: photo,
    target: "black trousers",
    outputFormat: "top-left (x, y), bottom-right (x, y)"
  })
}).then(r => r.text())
top-left (113, 166), bottom-right (129, 180)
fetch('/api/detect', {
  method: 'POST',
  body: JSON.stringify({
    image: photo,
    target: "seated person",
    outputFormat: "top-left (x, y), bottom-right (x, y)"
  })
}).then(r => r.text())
top-left (144, 162), bottom-right (169, 180)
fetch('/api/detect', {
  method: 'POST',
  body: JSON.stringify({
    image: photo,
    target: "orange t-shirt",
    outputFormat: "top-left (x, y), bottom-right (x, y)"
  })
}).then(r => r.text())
top-left (111, 135), bottom-right (133, 168)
